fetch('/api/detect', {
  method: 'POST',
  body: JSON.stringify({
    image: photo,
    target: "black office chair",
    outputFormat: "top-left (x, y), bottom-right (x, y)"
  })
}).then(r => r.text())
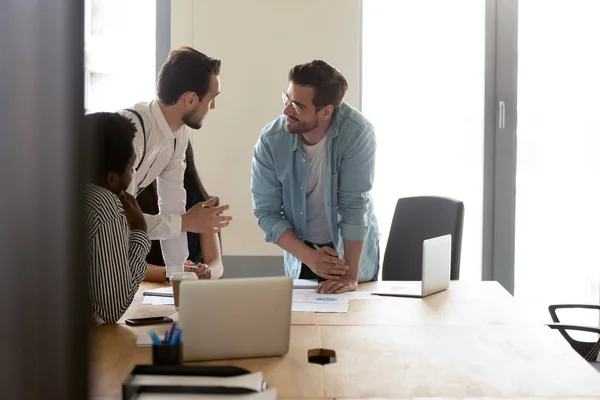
top-left (547, 304), bottom-right (600, 363)
top-left (381, 196), bottom-right (464, 281)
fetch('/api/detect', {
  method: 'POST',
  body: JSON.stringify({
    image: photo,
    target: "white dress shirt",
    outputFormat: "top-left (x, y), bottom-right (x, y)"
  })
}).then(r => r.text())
top-left (120, 100), bottom-right (189, 269)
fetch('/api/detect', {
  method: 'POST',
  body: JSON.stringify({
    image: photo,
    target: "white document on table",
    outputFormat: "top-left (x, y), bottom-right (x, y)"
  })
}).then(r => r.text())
top-left (292, 289), bottom-right (378, 304)
top-left (142, 296), bottom-right (175, 305)
top-left (292, 302), bottom-right (349, 313)
top-left (293, 289), bottom-right (349, 304)
top-left (292, 279), bottom-right (319, 289)
top-left (290, 289), bottom-right (378, 313)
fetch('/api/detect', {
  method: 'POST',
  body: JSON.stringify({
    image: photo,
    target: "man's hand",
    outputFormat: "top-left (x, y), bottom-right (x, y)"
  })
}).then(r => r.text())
top-left (182, 197), bottom-right (232, 233)
top-left (120, 192), bottom-right (147, 232)
top-left (195, 264), bottom-right (212, 279)
top-left (316, 277), bottom-right (358, 294)
top-left (185, 260), bottom-right (212, 280)
top-left (306, 246), bottom-right (349, 280)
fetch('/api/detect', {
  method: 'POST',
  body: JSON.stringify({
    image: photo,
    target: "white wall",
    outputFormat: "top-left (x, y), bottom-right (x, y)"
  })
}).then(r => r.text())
top-left (171, 0), bottom-right (361, 256)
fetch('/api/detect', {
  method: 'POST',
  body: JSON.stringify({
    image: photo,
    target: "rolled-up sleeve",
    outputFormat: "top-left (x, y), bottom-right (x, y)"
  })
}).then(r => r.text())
top-left (338, 126), bottom-right (376, 241)
top-left (251, 135), bottom-right (292, 243)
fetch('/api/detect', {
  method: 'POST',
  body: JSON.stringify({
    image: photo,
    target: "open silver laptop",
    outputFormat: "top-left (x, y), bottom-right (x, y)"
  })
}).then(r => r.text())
top-left (373, 234), bottom-right (452, 298)
top-left (178, 276), bottom-right (292, 361)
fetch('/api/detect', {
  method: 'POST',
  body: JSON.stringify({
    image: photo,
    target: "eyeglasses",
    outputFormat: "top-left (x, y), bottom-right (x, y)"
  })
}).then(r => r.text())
top-left (281, 92), bottom-right (303, 115)
top-left (281, 92), bottom-right (327, 115)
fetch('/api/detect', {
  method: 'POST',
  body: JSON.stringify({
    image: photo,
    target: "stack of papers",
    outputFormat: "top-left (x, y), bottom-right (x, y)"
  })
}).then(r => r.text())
top-left (129, 372), bottom-right (265, 391)
top-left (125, 367), bottom-right (275, 400)
top-left (142, 286), bottom-right (174, 305)
top-left (143, 287), bottom-right (173, 297)
top-left (136, 390), bottom-right (276, 400)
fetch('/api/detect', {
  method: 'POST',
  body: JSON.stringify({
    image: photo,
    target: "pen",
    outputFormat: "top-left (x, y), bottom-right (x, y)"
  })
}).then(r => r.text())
top-left (164, 322), bottom-right (177, 343)
top-left (312, 244), bottom-right (322, 251)
top-left (149, 329), bottom-right (162, 346)
top-left (169, 328), bottom-right (182, 346)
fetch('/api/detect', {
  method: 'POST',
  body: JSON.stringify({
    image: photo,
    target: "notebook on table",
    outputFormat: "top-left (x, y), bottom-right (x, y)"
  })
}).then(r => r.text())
top-left (123, 365), bottom-right (274, 400)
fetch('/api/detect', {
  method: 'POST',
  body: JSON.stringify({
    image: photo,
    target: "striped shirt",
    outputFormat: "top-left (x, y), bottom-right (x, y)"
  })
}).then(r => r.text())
top-left (86, 184), bottom-right (151, 324)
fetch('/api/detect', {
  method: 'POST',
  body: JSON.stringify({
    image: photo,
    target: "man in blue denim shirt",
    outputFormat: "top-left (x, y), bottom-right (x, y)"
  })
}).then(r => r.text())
top-left (251, 60), bottom-right (380, 294)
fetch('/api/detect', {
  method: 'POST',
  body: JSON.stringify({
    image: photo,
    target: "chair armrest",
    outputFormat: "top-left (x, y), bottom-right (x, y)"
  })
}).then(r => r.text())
top-left (546, 323), bottom-right (600, 361)
top-left (546, 323), bottom-right (600, 335)
top-left (548, 304), bottom-right (600, 323)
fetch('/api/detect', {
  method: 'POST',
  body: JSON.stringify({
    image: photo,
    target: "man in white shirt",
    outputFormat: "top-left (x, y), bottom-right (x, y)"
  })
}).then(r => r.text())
top-left (121, 47), bottom-right (231, 275)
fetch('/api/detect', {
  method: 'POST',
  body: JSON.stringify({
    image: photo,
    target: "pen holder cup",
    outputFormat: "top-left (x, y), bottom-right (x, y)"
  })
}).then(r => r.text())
top-left (152, 343), bottom-right (182, 365)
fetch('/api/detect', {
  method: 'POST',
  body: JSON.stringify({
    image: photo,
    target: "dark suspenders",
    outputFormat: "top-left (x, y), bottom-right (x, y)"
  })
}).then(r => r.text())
top-left (124, 108), bottom-right (147, 172)
top-left (123, 108), bottom-right (178, 196)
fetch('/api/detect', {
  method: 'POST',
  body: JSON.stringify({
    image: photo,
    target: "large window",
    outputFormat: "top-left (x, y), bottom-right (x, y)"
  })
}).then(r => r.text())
top-left (363, 0), bottom-right (485, 281)
top-left (364, 0), bottom-right (600, 331)
top-left (514, 0), bottom-right (600, 329)
top-left (84, 0), bottom-right (156, 113)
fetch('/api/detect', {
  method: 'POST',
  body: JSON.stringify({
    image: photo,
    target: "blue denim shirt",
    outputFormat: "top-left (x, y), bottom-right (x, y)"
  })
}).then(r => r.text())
top-left (251, 103), bottom-right (380, 282)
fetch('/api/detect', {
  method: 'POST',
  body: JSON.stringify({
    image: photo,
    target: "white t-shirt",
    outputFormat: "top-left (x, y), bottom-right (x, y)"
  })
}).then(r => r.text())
top-left (303, 137), bottom-right (332, 244)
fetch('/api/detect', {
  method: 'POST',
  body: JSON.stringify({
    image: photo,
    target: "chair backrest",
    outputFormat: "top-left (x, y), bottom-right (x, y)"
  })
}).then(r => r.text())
top-left (382, 196), bottom-right (464, 281)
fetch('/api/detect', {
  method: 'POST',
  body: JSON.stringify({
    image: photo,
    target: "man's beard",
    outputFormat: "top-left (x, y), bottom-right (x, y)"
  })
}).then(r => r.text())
top-left (284, 115), bottom-right (318, 134)
top-left (182, 111), bottom-right (202, 130)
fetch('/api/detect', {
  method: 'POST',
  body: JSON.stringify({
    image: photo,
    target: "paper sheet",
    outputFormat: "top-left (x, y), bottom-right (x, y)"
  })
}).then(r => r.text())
top-left (292, 279), bottom-right (319, 289)
top-left (292, 289), bottom-right (378, 304)
top-left (292, 302), bottom-right (349, 313)
top-left (142, 296), bottom-right (175, 305)
top-left (143, 287), bottom-right (174, 297)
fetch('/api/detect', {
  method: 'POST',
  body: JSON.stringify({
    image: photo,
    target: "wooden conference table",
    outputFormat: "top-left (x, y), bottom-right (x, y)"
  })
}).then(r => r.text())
top-left (90, 280), bottom-right (600, 399)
